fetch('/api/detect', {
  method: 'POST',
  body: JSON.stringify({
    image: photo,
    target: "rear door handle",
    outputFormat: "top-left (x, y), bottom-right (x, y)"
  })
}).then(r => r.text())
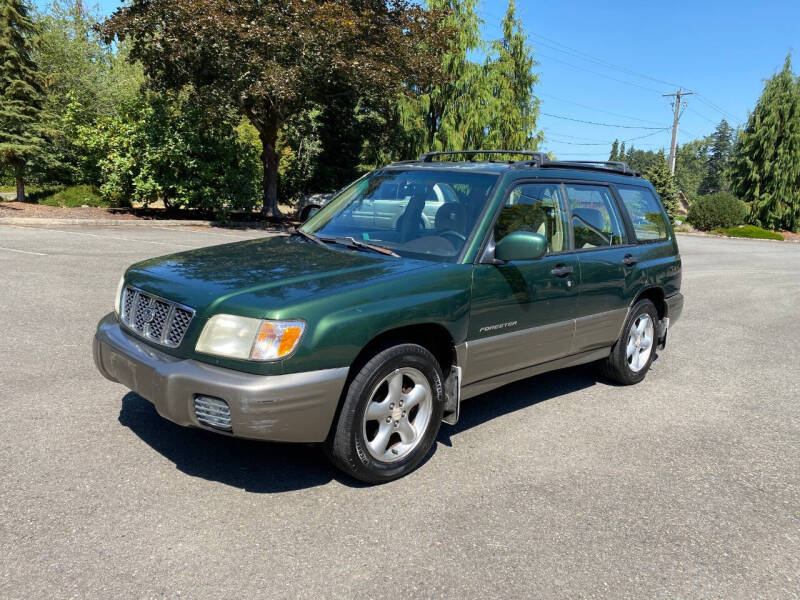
top-left (623, 254), bottom-right (638, 267)
top-left (550, 265), bottom-right (574, 278)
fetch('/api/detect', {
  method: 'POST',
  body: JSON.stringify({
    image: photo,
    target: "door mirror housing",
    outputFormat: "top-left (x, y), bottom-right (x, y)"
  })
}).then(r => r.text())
top-left (494, 231), bottom-right (548, 262)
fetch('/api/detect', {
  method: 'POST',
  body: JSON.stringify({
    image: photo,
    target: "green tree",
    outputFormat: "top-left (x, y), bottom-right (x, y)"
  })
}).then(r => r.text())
top-left (642, 152), bottom-right (679, 219)
top-left (481, 0), bottom-right (542, 150)
top-left (74, 90), bottom-right (259, 214)
top-left (32, 1), bottom-right (144, 185)
top-left (618, 141), bottom-right (626, 161)
top-left (698, 119), bottom-right (735, 195)
top-left (101, 0), bottom-right (448, 217)
top-left (730, 55), bottom-right (800, 231)
top-left (0, 0), bottom-right (46, 201)
top-left (625, 147), bottom-right (661, 173)
top-left (675, 137), bottom-right (711, 203)
top-left (397, 0), bottom-right (485, 156)
top-left (609, 139), bottom-right (620, 161)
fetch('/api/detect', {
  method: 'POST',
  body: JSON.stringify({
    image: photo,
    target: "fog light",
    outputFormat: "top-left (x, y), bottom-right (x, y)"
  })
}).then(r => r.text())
top-left (194, 395), bottom-right (232, 431)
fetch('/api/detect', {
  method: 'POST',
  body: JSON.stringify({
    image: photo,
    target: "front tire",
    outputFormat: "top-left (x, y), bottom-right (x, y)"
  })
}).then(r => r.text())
top-left (601, 299), bottom-right (659, 385)
top-left (326, 344), bottom-right (444, 483)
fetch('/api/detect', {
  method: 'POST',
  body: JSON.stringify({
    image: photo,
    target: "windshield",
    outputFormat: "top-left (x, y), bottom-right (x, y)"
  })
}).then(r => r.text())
top-left (302, 169), bottom-right (499, 262)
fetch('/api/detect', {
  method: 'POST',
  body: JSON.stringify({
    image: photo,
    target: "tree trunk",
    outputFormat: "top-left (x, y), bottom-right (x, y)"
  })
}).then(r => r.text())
top-left (14, 169), bottom-right (26, 203)
top-left (259, 123), bottom-right (281, 218)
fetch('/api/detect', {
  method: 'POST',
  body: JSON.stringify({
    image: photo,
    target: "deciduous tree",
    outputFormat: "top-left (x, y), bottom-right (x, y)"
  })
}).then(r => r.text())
top-left (101, 0), bottom-right (448, 217)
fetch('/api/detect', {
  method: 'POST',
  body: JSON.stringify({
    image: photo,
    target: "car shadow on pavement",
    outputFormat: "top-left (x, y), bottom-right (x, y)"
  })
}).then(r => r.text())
top-left (118, 392), bottom-right (351, 492)
top-left (118, 362), bottom-right (617, 492)
top-left (437, 363), bottom-right (609, 446)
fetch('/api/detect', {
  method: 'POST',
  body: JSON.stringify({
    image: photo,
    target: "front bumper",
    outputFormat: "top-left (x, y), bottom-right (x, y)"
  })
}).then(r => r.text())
top-left (93, 313), bottom-right (349, 442)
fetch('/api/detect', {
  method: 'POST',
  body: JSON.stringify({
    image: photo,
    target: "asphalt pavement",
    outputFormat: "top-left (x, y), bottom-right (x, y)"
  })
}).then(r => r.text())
top-left (0, 224), bottom-right (798, 599)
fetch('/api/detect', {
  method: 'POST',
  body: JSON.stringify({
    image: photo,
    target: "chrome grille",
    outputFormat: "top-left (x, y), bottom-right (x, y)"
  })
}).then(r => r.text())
top-left (119, 286), bottom-right (195, 348)
top-left (194, 396), bottom-right (232, 431)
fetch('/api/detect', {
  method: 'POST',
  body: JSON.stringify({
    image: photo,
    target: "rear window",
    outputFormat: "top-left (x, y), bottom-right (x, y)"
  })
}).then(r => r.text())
top-left (616, 185), bottom-right (670, 241)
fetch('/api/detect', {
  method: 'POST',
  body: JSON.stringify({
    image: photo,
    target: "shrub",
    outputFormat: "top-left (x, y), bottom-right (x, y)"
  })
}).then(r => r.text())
top-left (688, 192), bottom-right (747, 230)
top-left (713, 225), bottom-right (784, 241)
top-left (37, 185), bottom-right (107, 207)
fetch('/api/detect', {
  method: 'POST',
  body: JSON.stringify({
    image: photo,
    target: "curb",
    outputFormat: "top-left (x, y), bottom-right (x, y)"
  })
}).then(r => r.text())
top-left (0, 217), bottom-right (288, 229)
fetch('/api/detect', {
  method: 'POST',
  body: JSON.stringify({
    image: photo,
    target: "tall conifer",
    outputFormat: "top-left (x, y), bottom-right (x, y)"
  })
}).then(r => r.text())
top-left (730, 55), bottom-right (800, 231)
top-left (481, 0), bottom-right (541, 150)
top-left (0, 0), bottom-right (45, 201)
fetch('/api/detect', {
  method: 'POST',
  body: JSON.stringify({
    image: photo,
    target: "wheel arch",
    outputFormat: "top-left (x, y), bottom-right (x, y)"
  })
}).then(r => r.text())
top-left (324, 323), bottom-right (457, 441)
top-left (631, 286), bottom-right (666, 320)
top-left (348, 323), bottom-right (457, 380)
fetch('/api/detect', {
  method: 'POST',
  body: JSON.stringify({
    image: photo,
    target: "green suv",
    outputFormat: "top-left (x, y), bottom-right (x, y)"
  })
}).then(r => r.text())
top-left (93, 151), bottom-right (683, 482)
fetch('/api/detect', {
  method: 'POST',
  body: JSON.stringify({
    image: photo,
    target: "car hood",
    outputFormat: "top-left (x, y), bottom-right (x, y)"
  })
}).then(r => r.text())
top-left (125, 234), bottom-right (434, 318)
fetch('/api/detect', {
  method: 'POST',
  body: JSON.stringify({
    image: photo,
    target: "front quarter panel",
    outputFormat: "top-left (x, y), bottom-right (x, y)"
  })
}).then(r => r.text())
top-left (282, 264), bottom-right (474, 374)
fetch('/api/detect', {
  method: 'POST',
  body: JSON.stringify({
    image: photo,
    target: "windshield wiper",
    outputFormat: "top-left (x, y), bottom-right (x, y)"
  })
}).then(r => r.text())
top-left (291, 228), bottom-right (328, 248)
top-left (318, 236), bottom-right (400, 258)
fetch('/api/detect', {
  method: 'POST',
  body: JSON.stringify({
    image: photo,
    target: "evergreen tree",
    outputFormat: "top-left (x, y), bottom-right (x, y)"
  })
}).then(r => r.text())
top-left (730, 54), bottom-right (800, 231)
top-left (619, 141), bottom-right (626, 161)
top-left (481, 0), bottom-right (542, 150)
top-left (398, 0), bottom-right (486, 155)
top-left (0, 0), bottom-right (46, 201)
top-left (675, 137), bottom-right (711, 202)
top-left (698, 118), bottom-right (735, 195)
top-left (609, 139), bottom-right (619, 161)
top-left (643, 151), bottom-right (680, 219)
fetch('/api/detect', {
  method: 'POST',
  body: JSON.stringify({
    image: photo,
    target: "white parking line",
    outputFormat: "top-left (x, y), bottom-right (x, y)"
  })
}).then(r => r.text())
top-left (150, 225), bottom-right (258, 238)
top-left (0, 246), bottom-right (47, 256)
top-left (6, 225), bottom-right (194, 248)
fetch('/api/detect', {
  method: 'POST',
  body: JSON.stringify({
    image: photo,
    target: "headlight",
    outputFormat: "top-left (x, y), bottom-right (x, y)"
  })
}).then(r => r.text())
top-left (114, 275), bottom-right (125, 316)
top-left (195, 314), bottom-right (306, 361)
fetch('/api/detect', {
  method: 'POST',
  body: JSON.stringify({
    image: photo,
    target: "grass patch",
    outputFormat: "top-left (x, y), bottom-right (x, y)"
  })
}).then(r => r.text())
top-left (713, 225), bottom-right (784, 241)
top-left (36, 185), bottom-right (108, 208)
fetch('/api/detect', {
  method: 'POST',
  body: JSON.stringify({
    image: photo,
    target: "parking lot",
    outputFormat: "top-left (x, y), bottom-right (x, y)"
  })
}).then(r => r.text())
top-left (1, 223), bottom-right (798, 598)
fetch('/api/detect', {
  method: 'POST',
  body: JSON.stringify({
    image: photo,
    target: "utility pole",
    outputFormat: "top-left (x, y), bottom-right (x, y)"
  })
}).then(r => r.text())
top-left (663, 89), bottom-right (693, 174)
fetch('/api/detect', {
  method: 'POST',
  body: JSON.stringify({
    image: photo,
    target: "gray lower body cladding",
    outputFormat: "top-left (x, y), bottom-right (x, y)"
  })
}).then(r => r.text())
top-left (93, 313), bottom-right (348, 443)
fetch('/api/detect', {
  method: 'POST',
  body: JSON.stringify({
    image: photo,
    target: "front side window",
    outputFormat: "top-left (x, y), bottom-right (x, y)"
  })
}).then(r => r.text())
top-left (616, 184), bottom-right (670, 241)
top-left (564, 184), bottom-right (626, 248)
top-left (495, 183), bottom-right (568, 253)
top-left (303, 169), bottom-right (498, 262)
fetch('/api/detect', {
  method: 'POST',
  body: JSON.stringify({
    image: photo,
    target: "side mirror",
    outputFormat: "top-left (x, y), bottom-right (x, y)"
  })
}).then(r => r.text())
top-left (494, 231), bottom-right (548, 262)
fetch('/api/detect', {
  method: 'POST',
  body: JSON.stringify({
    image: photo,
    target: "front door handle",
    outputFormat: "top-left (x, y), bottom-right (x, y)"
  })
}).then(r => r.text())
top-left (623, 254), bottom-right (638, 267)
top-left (550, 265), bottom-right (574, 278)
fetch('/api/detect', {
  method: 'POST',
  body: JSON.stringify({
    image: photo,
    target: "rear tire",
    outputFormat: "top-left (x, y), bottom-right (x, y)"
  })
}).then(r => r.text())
top-left (325, 344), bottom-right (444, 483)
top-left (601, 299), bottom-right (659, 385)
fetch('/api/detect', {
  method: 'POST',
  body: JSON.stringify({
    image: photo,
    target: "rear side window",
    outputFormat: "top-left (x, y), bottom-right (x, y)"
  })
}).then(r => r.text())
top-left (495, 183), bottom-right (568, 253)
top-left (616, 185), bottom-right (670, 241)
top-left (564, 184), bottom-right (626, 248)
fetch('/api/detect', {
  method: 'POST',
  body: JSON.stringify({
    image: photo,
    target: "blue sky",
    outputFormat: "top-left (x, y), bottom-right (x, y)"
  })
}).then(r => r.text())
top-left (40, 0), bottom-right (799, 160)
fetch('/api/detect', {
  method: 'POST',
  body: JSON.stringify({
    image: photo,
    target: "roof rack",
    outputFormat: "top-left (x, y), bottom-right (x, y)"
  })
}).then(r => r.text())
top-left (416, 150), bottom-right (640, 177)
top-left (536, 160), bottom-right (640, 177)
top-left (419, 150), bottom-right (548, 164)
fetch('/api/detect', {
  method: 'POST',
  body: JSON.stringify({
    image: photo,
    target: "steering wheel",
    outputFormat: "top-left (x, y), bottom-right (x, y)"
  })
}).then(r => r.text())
top-left (439, 230), bottom-right (467, 245)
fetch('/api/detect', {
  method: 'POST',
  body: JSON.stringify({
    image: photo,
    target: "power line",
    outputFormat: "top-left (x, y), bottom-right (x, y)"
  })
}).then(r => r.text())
top-left (480, 12), bottom-right (745, 126)
top-left (695, 94), bottom-right (743, 124)
top-left (529, 32), bottom-right (688, 90)
top-left (539, 93), bottom-right (665, 126)
top-left (547, 128), bottom-right (670, 146)
top-left (536, 52), bottom-right (663, 94)
top-left (686, 106), bottom-right (718, 125)
top-left (540, 112), bottom-right (667, 129)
